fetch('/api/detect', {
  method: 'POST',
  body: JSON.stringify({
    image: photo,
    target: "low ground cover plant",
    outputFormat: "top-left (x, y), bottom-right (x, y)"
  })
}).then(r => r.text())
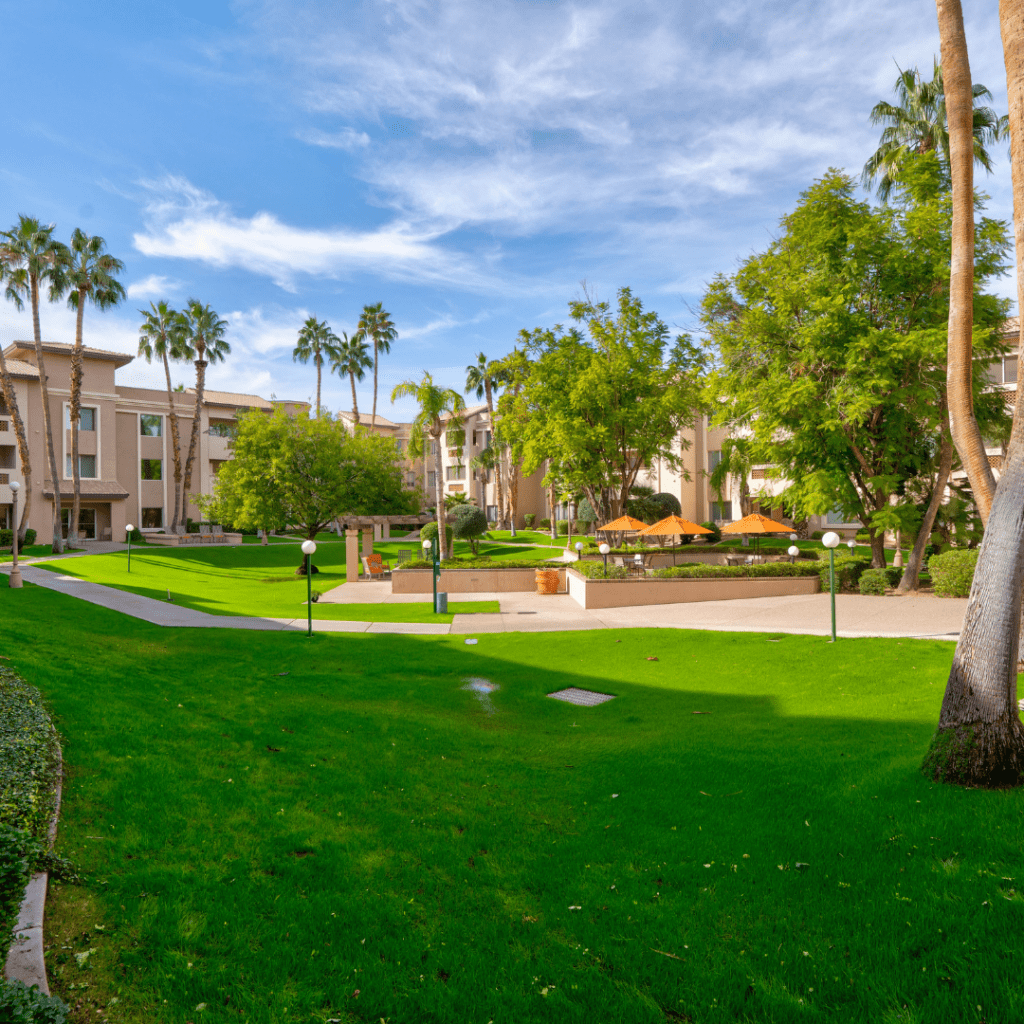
top-left (928, 548), bottom-right (979, 598)
top-left (652, 562), bottom-right (821, 580)
top-left (5, 585), bottom-right (1018, 1022)
top-left (858, 568), bottom-right (889, 595)
top-left (569, 558), bottom-right (628, 578)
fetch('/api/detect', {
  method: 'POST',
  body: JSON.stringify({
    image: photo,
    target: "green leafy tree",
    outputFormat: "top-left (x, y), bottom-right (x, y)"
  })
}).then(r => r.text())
top-left (702, 157), bottom-right (1011, 568)
top-left (293, 316), bottom-right (341, 418)
top-left (391, 373), bottom-right (465, 558)
top-left (61, 229), bottom-right (125, 544)
top-left (137, 302), bottom-right (189, 531)
top-left (449, 503), bottom-right (488, 554)
top-left (357, 302), bottom-right (397, 431)
top-left (511, 288), bottom-right (705, 524)
top-left (180, 300), bottom-right (230, 520)
top-left (0, 216), bottom-right (70, 551)
top-left (331, 331), bottom-right (372, 426)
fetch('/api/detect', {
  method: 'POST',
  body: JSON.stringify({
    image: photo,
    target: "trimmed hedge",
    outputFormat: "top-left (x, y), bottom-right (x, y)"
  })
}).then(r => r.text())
top-left (928, 548), bottom-right (978, 598)
top-left (817, 554), bottom-right (871, 593)
top-left (570, 560), bottom-right (628, 579)
top-left (420, 521), bottom-right (453, 547)
top-left (858, 568), bottom-right (889, 596)
top-left (700, 521), bottom-right (722, 544)
top-left (653, 562), bottom-right (821, 580)
top-left (0, 529), bottom-right (37, 551)
top-left (399, 557), bottom-right (563, 570)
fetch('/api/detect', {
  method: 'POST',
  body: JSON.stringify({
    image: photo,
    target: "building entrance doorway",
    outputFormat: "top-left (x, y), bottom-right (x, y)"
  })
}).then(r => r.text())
top-left (61, 507), bottom-right (96, 540)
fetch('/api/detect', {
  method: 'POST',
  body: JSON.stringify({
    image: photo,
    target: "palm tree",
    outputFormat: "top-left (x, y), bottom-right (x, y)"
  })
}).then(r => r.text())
top-left (465, 352), bottom-right (505, 529)
top-left (0, 334), bottom-right (32, 546)
top-left (293, 316), bottom-right (341, 417)
top-left (357, 302), bottom-right (397, 431)
top-left (180, 300), bottom-right (230, 523)
top-left (0, 216), bottom-right (70, 552)
top-left (390, 373), bottom-right (465, 558)
top-left (138, 302), bottom-right (191, 531)
top-left (863, 57), bottom-right (1007, 201)
top-left (330, 331), bottom-right (372, 426)
top-left (61, 229), bottom-right (125, 544)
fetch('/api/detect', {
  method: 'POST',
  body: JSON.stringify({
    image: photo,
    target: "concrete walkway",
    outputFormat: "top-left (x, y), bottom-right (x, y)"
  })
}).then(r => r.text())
top-left (2, 563), bottom-right (967, 640)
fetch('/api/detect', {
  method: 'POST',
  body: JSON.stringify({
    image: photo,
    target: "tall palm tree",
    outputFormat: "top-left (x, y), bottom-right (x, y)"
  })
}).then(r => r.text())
top-left (180, 300), bottom-right (230, 523)
top-left (465, 352), bottom-right (505, 529)
top-left (293, 316), bottom-right (341, 417)
top-left (863, 57), bottom-right (1007, 200)
top-left (330, 331), bottom-right (372, 427)
top-left (0, 216), bottom-right (70, 552)
top-left (357, 302), bottom-right (397, 431)
top-left (0, 264), bottom-right (33, 544)
top-left (138, 302), bottom-right (191, 531)
top-left (390, 373), bottom-right (465, 558)
top-left (61, 229), bottom-right (125, 544)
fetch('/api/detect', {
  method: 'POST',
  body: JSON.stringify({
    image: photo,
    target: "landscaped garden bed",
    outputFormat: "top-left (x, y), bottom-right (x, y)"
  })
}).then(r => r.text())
top-left (393, 561), bottom-right (567, 594)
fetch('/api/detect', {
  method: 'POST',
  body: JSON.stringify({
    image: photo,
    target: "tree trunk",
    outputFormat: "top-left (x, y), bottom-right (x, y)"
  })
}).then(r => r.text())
top-left (938, 0), bottom-right (997, 525)
top-left (486, 385), bottom-right (504, 531)
top-left (549, 481), bottom-right (557, 541)
top-left (509, 463), bottom-right (519, 534)
top-left (371, 340), bottom-right (378, 431)
top-left (349, 373), bottom-right (360, 425)
top-left (0, 346), bottom-right (32, 545)
top-left (868, 525), bottom-right (886, 569)
top-left (162, 354), bottom-right (183, 532)
top-left (315, 354), bottom-right (322, 418)
top-left (30, 274), bottom-right (63, 554)
top-left (68, 287), bottom-right (86, 547)
top-left (898, 429), bottom-right (953, 593)
top-left (433, 432), bottom-right (448, 558)
top-left (261, 528), bottom-right (268, 546)
top-left (182, 359), bottom-right (207, 525)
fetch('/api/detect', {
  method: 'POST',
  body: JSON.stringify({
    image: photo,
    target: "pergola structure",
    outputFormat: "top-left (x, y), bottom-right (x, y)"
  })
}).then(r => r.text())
top-left (335, 514), bottom-right (434, 583)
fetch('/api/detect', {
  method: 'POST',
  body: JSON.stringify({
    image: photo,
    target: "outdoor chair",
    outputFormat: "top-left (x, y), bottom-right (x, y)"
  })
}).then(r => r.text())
top-left (199, 524), bottom-right (212, 544)
top-left (395, 549), bottom-right (412, 565)
top-left (212, 524), bottom-right (225, 542)
top-left (361, 554), bottom-right (392, 580)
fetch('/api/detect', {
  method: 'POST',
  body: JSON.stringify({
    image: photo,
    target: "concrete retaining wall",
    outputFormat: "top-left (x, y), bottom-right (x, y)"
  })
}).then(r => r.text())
top-left (567, 570), bottom-right (820, 609)
top-left (392, 566), bottom-right (566, 594)
top-left (145, 532), bottom-right (243, 547)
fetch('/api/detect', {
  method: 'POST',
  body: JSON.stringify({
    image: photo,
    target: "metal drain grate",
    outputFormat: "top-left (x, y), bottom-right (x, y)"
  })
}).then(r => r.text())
top-left (548, 687), bottom-right (616, 707)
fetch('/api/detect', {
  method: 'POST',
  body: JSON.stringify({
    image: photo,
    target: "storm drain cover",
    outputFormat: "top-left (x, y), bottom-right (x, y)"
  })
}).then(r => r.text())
top-left (548, 687), bottom-right (616, 707)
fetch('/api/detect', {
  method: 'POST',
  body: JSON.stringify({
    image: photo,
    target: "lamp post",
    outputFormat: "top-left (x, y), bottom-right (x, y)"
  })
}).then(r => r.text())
top-left (125, 523), bottom-right (134, 573)
top-left (423, 537), bottom-right (440, 613)
top-left (301, 539), bottom-right (317, 637)
top-left (847, 539), bottom-right (857, 553)
top-left (787, 544), bottom-right (799, 565)
top-left (599, 542), bottom-right (610, 577)
top-left (8, 481), bottom-right (22, 589)
top-left (822, 531), bottom-right (840, 642)
top-left (574, 541), bottom-right (584, 562)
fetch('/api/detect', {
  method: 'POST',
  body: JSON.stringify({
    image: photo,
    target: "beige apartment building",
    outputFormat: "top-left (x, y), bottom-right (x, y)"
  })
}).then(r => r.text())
top-left (0, 340), bottom-right (307, 542)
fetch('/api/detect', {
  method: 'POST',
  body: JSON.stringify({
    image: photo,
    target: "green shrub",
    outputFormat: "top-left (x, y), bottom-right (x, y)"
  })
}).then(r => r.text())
top-left (576, 499), bottom-right (597, 525)
top-left (556, 520), bottom-right (569, 536)
top-left (858, 568), bottom-right (889, 596)
top-left (0, 823), bottom-right (38, 967)
top-left (449, 505), bottom-right (488, 553)
top-left (399, 557), bottom-right (561, 570)
top-left (700, 521), bottom-right (722, 544)
top-left (928, 548), bottom-right (979, 598)
top-left (1, 529), bottom-right (36, 552)
top-left (523, 514), bottom-right (536, 528)
top-left (539, 518), bottom-right (551, 530)
top-left (817, 553), bottom-right (871, 593)
top-left (811, 530), bottom-right (824, 540)
top-left (653, 562), bottom-right (821, 580)
top-left (652, 492), bottom-right (682, 517)
top-left (569, 560), bottom-right (628, 579)
top-left (884, 565), bottom-right (903, 588)
top-left (420, 521), bottom-right (453, 547)
top-left (0, 978), bottom-right (69, 1024)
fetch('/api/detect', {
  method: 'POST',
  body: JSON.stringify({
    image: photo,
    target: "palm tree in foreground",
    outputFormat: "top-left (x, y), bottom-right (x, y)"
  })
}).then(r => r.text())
top-left (293, 316), bottom-right (340, 417)
top-left (862, 57), bottom-right (1007, 200)
top-left (181, 300), bottom-right (230, 522)
top-left (0, 266), bottom-right (33, 544)
top-left (391, 373), bottom-right (465, 558)
top-left (0, 216), bottom-right (70, 552)
top-left (62, 229), bottom-right (125, 544)
top-left (358, 302), bottom-right (397, 431)
top-left (465, 352), bottom-right (505, 529)
top-left (138, 302), bottom-right (190, 531)
top-left (330, 331), bottom-right (372, 427)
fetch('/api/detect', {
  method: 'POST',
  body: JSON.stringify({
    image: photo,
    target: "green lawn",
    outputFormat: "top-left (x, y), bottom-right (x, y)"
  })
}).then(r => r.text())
top-left (1, 544), bottom-right (86, 562)
top-left (33, 546), bottom-right (498, 622)
top-left (2, 584), bottom-right (1022, 1022)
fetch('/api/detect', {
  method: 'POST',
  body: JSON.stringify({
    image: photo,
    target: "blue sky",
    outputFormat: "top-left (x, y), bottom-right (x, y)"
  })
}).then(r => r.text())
top-left (0, 0), bottom-right (1015, 419)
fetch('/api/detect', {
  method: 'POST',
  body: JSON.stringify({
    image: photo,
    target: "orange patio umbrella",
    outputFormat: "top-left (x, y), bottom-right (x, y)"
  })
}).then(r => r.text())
top-left (720, 512), bottom-right (792, 556)
top-left (639, 515), bottom-right (713, 564)
top-left (596, 515), bottom-right (649, 532)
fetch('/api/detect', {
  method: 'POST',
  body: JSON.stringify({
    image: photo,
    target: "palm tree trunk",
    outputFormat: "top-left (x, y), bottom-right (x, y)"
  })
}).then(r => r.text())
top-left (0, 348), bottom-right (32, 544)
top-left (315, 354), bottom-right (322, 418)
top-left (549, 481), bottom-right (557, 541)
top-left (371, 340), bottom-right (379, 431)
top-left (67, 287), bottom-right (86, 546)
top-left (29, 273), bottom-right (63, 554)
top-left (509, 463), bottom-right (519, 536)
top-left (938, 0), bottom-right (997, 525)
top-left (898, 427), bottom-right (953, 593)
top-left (349, 373), bottom-right (360, 425)
top-left (485, 384), bottom-right (505, 531)
top-left (920, 0), bottom-right (1024, 787)
top-left (162, 354), bottom-right (183, 532)
top-left (182, 360), bottom-right (207, 526)
top-left (433, 432), bottom-right (447, 558)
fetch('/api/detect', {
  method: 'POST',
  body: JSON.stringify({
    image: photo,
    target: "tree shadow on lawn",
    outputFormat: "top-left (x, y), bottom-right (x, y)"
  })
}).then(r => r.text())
top-left (11, 592), bottom-right (1023, 1022)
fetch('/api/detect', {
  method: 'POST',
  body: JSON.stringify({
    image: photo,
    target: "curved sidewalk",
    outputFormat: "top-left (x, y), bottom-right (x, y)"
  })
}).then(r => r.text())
top-left (2, 564), bottom-right (966, 640)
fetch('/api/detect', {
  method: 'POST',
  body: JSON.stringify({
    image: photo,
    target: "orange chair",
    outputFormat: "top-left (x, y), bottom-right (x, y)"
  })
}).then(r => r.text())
top-left (361, 553), bottom-right (392, 579)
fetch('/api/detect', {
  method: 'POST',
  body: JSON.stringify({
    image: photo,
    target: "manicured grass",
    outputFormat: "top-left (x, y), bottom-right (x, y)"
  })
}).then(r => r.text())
top-left (3, 585), bottom-right (1023, 1022)
top-left (0, 544), bottom-right (86, 562)
top-left (33, 546), bottom-right (498, 622)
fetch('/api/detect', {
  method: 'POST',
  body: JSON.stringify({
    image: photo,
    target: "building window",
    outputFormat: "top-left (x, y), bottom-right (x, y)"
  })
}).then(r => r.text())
top-left (406, 471), bottom-right (417, 487)
top-left (428, 440), bottom-right (438, 456)
top-left (708, 450), bottom-right (722, 473)
top-left (209, 420), bottom-right (236, 438)
top-left (486, 505), bottom-right (497, 522)
top-left (141, 507), bottom-right (163, 529)
top-left (427, 471), bottom-right (436, 489)
top-left (1005, 356), bottom-right (1019, 384)
top-left (141, 459), bottom-right (162, 481)
top-left (826, 508), bottom-right (848, 525)
top-left (710, 500), bottom-right (732, 521)
top-left (446, 465), bottom-right (466, 481)
top-left (66, 454), bottom-right (97, 478)
top-left (140, 414), bottom-right (161, 437)
top-left (395, 438), bottom-right (404, 455)
top-left (65, 407), bottom-right (96, 431)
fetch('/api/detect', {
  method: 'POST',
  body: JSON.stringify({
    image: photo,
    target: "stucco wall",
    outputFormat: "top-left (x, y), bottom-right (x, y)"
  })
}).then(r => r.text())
top-left (392, 566), bottom-right (566, 594)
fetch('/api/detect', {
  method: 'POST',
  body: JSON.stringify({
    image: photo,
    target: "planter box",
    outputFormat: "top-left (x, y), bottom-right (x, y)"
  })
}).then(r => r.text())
top-left (145, 532), bottom-right (243, 547)
top-left (566, 570), bottom-right (820, 609)
top-left (392, 566), bottom-right (566, 594)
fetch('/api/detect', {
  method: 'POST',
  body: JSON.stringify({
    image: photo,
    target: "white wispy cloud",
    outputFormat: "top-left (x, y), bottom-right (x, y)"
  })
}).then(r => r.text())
top-left (126, 274), bottom-right (182, 300)
top-left (297, 127), bottom-right (370, 150)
